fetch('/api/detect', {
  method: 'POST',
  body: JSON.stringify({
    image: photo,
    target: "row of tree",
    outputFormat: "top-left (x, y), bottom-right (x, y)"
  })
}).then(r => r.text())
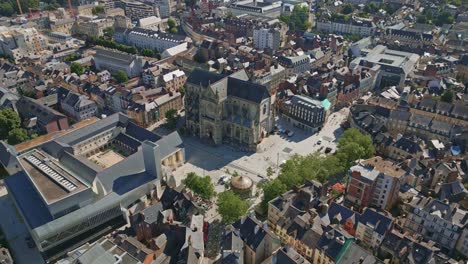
top-left (279, 6), bottom-right (311, 32)
top-left (261, 128), bottom-right (375, 209)
top-left (90, 37), bottom-right (138, 54)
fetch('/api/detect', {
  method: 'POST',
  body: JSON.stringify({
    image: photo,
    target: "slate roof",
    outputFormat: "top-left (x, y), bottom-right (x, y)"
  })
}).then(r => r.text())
top-left (16, 97), bottom-right (66, 125)
top-left (316, 226), bottom-right (352, 261)
top-left (359, 208), bottom-right (393, 236)
top-left (394, 137), bottom-right (422, 155)
top-left (186, 69), bottom-right (225, 87)
top-left (274, 247), bottom-right (311, 264)
top-left (323, 202), bottom-right (360, 226)
top-left (435, 181), bottom-right (467, 202)
top-left (227, 77), bottom-right (269, 103)
top-left (232, 216), bottom-right (269, 250)
top-left (381, 230), bottom-right (436, 264)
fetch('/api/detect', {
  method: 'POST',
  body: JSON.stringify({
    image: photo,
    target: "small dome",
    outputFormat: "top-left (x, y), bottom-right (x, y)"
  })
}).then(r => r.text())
top-left (230, 176), bottom-right (253, 190)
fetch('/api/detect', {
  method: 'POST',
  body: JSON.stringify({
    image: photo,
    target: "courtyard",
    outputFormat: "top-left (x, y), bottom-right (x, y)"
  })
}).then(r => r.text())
top-left (89, 150), bottom-right (125, 168)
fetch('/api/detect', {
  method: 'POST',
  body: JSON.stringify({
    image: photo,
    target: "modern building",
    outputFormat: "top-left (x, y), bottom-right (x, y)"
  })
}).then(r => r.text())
top-left (115, 27), bottom-right (188, 54)
top-left (4, 113), bottom-right (184, 261)
top-left (345, 157), bottom-right (407, 211)
top-left (119, 0), bottom-right (157, 21)
top-left (253, 27), bottom-right (281, 51)
top-left (280, 95), bottom-right (327, 133)
top-left (153, 0), bottom-right (172, 18)
top-left (350, 45), bottom-right (420, 88)
top-left (0, 26), bottom-right (48, 61)
top-left (185, 69), bottom-right (274, 149)
top-left (93, 48), bottom-right (143, 78)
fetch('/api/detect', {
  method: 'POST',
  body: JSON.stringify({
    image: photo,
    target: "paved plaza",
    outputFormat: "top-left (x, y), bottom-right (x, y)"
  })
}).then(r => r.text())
top-left (171, 107), bottom-right (350, 190)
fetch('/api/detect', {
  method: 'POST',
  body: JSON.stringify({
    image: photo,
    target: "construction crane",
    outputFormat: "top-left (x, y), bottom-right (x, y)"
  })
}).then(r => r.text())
top-left (16, 0), bottom-right (23, 15)
top-left (68, 0), bottom-right (74, 17)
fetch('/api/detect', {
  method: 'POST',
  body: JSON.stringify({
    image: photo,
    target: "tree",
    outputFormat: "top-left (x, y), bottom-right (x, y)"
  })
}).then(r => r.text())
top-left (114, 70), bottom-right (128, 83)
top-left (441, 89), bottom-right (454, 103)
top-left (0, 109), bottom-right (21, 139)
top-left (435, 11), bottom-right (454, 26)
top-left (70, 62), bottom-right (84, 75)
top-left (141, 48), bottom-right (155, 57)
top-left (336, 128), bottom-right (375, 168)
top-left (0, 2), bottom-right (14, 16)
top-left (279, 6), bottom-right (310, 31)
top-left (165, 109), bottom-right (178, 129)
top-left (167, 18), bottom-right (176, 29)
top-left (169, 27), bottom-right (178, 34)
top-left (342, 4), bottom-right (354, 14)
top-left (266, 166), bottom-right (274, 178)
top-left (261, 179), bottom-right (287, 209)
top-left (217, 191), bottom-right (249, 224)
top-left (103, 27), bottom-right (115, 39)
top-left (183, 172), bottom-right (215, 199)
top-left (416, 15), bottom-right (427, 24)
top-left (92, 5), bottom-right (105, 15)
top-left (7, 128), bottom-right (28, 145)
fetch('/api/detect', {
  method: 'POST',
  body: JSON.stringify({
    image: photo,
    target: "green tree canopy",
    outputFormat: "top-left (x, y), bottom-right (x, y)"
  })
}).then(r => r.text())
top-left (441, 89), bottom-right (454, 103)
top-left (342, 4), bottom-right (354, 14)
top-left (7, 128), bottom-right (29, 145)
top-left (167, 18), bottom-right (176, 29)
top-left (169, 27), bottom-right (178, 34)
top-left (0, 2), bottom-right (14, 16)
top-left (114, 70), bottom-right (128, 83)
top-left (103, 27), bottom-right (115, 39)
top-left (217, 191), bottom-right (249, 224)
top-left (279, 6), bottom-right (311, 31)
top-left (92, 5), bottom-right (105, 15)
top-left (183, 172), bottom-right (215, 199)
top-left (336, 128), bottom-right (375, 167)
top-left (435, 11), bottom-right (454, 26)
top-left (70, 62), bottom-right (84, 75)
top-left (262, 179), bottom-right (287, 205)
top-left (0, 109), bottom-right (21, 139)
top-left (141, 48), bottom-right (155, 57)
top-left (165, 109), bottom-right (178, 129)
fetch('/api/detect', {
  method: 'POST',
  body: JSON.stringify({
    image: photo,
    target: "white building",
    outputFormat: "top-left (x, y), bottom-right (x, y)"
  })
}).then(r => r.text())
top-left (153, 0), bottom-right (172, 18)
top-left (0, 26), bottom-right (48, 61)
top-left (316, 18), bottom-right (376, 36)
top-left (253, 27), bottom-right (280, 51)
top-left (116, 27), bottom-right (188, 54)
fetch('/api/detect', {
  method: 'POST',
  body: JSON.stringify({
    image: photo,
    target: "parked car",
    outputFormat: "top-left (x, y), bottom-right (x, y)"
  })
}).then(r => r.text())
top-left (287, 131), bottom-right (294, 137)
top-left (317, 139), bottom-right (322, 145)
top-left (218, 175), bottom-right (231, 185)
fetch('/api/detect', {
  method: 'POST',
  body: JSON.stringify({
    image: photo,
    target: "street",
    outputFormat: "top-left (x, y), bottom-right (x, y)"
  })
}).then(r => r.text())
top-left (0, 186), bottom-right (45, 264)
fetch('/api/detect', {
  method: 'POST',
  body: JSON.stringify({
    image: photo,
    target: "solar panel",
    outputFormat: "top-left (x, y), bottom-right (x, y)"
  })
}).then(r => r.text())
top-left (25, 154), bottom-right (77, 192)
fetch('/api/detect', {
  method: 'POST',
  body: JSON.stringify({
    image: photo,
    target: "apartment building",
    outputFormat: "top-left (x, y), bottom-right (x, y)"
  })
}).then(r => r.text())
top-left (250, 63), bottom-right (286, 92)
top-left (403, 196), bottom-right (467, 253)
top-left (355, 208), bottom-right (393, 249)
top-left (278, 54), bottom-right (311, 75)
top-left (0, 26), bottom-right (48, 61)
top-left (57, 87), bottom-right (98, 121)
top-left (119, 0), bottom-right (157, 21)
top-left (161, 69), bottom-right (186, 91)
top-left (345, 157), bottom-right (407, 211)
top-left (253, 27), bottom-right (281, 51)
top-left (316, 18), bottom-right (376, 36)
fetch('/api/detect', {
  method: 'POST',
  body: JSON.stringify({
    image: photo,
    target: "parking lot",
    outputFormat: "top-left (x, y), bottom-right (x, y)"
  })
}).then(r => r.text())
top-left (171, 107), bottom-right (349, 191)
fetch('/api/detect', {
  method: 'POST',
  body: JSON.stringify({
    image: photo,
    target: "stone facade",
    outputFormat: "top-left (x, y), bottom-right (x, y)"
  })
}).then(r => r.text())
top-left (185, 69), bottom-right (274, 149)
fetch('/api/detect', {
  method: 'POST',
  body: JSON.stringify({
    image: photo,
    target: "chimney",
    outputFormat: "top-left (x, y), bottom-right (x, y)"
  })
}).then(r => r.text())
top-left (254, 225), bottom-right (260, 234)
top-left (142, 141), bottom-right (162, 199)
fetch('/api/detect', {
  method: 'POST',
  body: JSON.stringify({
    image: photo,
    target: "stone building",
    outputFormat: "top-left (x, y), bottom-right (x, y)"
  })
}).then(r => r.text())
top-left (185, 69), bottom-right (274, 149)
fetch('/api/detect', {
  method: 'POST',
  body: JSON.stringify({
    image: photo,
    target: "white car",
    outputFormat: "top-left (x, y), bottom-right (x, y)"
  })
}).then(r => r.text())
top-left (287, 131), bottom-right (294, 137)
